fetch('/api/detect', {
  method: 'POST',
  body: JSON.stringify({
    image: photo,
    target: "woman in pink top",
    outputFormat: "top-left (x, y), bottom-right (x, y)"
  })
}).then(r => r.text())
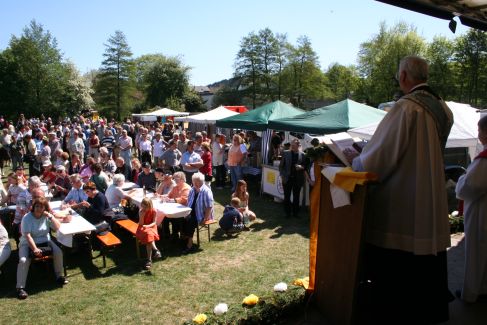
top-left (227, 135), bottom-right (247, 192)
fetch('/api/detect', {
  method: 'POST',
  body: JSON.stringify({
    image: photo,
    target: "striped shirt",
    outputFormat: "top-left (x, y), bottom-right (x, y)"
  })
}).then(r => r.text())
top-left (186, 184), bottom-right (214, 223)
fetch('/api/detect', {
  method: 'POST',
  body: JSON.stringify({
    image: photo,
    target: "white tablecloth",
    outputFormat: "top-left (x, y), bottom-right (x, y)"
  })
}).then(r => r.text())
top-left (124, 188), bottom-right (192, 225)
top-left (50, 201), bottom-right (96, 247)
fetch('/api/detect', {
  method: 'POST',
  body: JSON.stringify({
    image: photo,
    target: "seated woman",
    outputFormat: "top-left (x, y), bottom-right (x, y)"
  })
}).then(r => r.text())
top-left (162, 171), bottom-right (191, 239)
top-left (49, 165), bottom-right (71, 200)
top-left (0, 219), bottom-right (11, 275)
top-left (79, 181), bottom-right (109, 225)
top-left (40, 160), bottom-right (56, 184)
top-left (131, 158), bottom-right (142, 184)
top-left (156, 173), bottom-right (176, 196)
top-left (135, 197), bottom-right (161, 270)
top-left (105, 174), bottom-right (131, 209)
top-left (79, 156), bottom-right (95, 183)
top-left (6, 173), bottom-right (26, 205)
top-left (231, 180), bottom-right (256, 226)
top-left (68, 153), bottom-right (82, 175)
top-left (219, 197), bottom-right (244, 233)
top-left (89, 163), bottom-right (108, 194)
top-left (16, 197), bottom-right (68, 299)
top-left (182, 172), bottom-right (214, 254)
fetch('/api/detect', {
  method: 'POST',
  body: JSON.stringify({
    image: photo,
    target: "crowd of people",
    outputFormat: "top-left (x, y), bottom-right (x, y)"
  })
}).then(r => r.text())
top-left (0, 113), bottom-right (263, 299)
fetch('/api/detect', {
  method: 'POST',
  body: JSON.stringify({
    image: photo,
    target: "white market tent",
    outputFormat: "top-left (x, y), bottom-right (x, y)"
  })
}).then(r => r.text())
top-left (174, 105), bottom-right (239, 124)
top-left (132, 106), bottom-right (189, 121)
top-left (347, 101), bottom-right (482, 159)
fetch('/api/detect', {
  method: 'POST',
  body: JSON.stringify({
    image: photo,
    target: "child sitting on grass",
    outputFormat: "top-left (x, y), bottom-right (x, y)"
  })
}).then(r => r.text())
top-left (135, 198), bottom-right (161, 270)
top-left (219, 197), bottom-right (247, 233)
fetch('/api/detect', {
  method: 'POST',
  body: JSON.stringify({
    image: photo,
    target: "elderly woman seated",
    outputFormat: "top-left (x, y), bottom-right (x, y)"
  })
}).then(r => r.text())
top-left (162, 171), bottom-right (191, 240)
top-left (181, 172), bottom-right (214, 254)
top-left (105, 174), bottom-right (131, 209)
top-left (156, 170), bottom-right (176, 196)
top-left (16, 197), bottom-right (68, 299)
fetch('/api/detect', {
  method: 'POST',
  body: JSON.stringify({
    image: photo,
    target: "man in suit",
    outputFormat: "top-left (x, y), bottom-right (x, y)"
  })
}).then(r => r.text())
top-left (279, 139), bottom-right (306, 218)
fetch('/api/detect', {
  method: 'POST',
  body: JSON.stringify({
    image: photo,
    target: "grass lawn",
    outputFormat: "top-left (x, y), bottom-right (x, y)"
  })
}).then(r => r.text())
top-left (0, 172), bottom-right (310, 324)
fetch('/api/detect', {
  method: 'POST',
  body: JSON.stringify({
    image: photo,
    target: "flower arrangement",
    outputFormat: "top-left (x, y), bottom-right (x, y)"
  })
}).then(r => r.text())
top-left (213, 303), bottom-right (228, 315)
top-left (185, 278), bottom-right (307, 324)
top-left (192, 313), bottom-right (207, 324)
top-left (273, 282), bottom-right (288, 292)
top-left (242, 294), bottom-right (259, 306)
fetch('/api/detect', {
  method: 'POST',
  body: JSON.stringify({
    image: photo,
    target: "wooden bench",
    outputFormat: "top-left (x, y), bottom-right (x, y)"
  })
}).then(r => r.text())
top-left (115, 219), bottom-right (140, 258)
top-left (96, 232), bottom-right (122, 268)
top-left (196, 219), bottom-right (217, 246)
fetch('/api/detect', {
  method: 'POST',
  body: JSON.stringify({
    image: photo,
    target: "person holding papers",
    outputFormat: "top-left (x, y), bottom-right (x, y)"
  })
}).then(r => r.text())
top-left (352, 56), bottom-right (453, 323)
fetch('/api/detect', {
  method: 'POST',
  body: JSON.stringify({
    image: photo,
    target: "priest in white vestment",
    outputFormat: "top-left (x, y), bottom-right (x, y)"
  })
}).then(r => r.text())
top-left (353, 56), bottom-right (454, 323)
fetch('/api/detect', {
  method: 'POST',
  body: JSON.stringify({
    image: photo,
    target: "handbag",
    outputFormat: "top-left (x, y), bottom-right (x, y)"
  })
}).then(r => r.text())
top-left (29, 244), bottom-right (53, 258)
top-left (93, 220), bottom-right (111, 235)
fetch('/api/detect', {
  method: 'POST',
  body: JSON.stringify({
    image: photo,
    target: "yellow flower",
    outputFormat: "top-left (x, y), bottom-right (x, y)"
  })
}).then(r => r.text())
top-left (192, 313), bottom-right (207, 324)
top-left (293, 277), bottom-right (309, 289)
top-left (242, 294), bottom-right (259, 306)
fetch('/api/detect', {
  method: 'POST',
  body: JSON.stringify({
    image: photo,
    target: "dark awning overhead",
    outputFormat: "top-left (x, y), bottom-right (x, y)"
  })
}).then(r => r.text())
top-left (376, 0), bottom-right (487, 31)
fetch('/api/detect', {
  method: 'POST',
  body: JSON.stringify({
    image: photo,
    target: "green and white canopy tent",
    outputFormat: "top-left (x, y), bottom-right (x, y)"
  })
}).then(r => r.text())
top-left (268, 99), bottom-right (386, 134)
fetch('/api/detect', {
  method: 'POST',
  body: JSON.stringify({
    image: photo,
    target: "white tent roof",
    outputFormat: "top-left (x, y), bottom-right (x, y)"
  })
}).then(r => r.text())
top-left (132, 106), bottom-right (189, 118)
top-left (174, 106), bottom-right (239, 124)
top-left (348, 101), bottom-right (481, 159)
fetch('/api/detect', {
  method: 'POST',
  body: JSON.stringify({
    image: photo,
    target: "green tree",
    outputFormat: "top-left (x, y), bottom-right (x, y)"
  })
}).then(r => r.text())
top-left (94, 30), bottom-right (134, 120)
top-left (142, 55), bottom-right (191, 108)
top-left (0, 20), bottom-right (70, 118)
top-left (358, 22), bottom-right (425, 106)
top-left (235, 31), bottom-right (262, 108)
top-left (454, 29), bottom-right (487, 106)
top-left (325, 63), bottom-right (360, 101)
top-left (282, 36), bottom-right (328, 108)
top-left (425, 36), bottom-right (456, 100)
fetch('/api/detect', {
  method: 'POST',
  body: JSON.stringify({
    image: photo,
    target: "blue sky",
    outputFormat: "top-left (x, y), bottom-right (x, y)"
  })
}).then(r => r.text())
top-left (0, 0), bottom-right (470, 85)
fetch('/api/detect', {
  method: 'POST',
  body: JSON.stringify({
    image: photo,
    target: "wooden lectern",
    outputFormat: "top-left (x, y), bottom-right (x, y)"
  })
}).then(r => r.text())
top-left (313, 177), bottom-right (367, 325)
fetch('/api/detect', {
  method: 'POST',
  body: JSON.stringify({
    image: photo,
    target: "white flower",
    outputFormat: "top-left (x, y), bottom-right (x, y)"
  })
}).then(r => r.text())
top-left (451, 211), bottom-right (459, 217)
top-left (274, 282), bottom-right (288, 292)
top-left (213, 303), bottom-right (228, 315)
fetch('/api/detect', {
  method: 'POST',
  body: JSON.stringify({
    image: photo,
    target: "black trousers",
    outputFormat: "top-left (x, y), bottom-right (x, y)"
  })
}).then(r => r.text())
top-left (357, 244), bottom-right (452, 324)
top-left (213, 165), bottom-right (226, 187)
top-left (283, 176), bottom-right (303, 217)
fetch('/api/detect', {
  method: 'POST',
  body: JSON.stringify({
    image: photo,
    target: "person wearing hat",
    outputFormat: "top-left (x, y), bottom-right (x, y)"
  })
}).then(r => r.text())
top-left (40, 160), bottom-right (56, 184)
top-left (137, 162), bottom-right (157, 191)
top-left (156, 172), bottom-right (175, 196)
top-left (49, 165), bottom-right (71, 199)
